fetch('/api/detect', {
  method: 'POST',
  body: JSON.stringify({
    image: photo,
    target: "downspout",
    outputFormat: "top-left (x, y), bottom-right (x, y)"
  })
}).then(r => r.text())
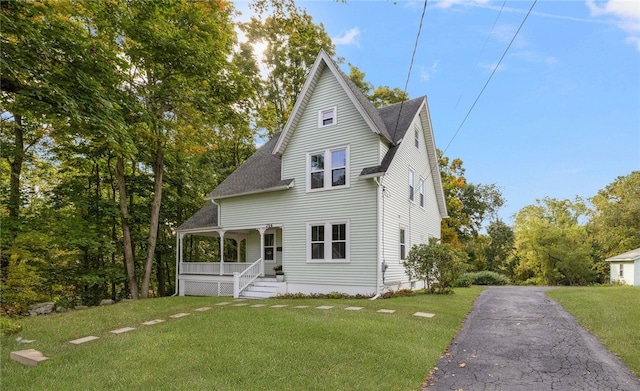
top-left (371, 176), bottom-right (384, 300)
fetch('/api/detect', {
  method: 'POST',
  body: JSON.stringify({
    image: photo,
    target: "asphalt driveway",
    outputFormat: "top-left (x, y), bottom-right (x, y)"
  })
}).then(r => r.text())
top-left (424, 286), bottom-right (640, 391)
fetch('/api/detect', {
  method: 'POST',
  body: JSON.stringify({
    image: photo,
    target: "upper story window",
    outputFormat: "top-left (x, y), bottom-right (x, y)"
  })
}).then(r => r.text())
top-left (408, 169), bottom-right (415, 202)
top-left (414, 126), bottom-right (420, 149)
top-left (319, 107), bottom-right (337, 127)
top-left (308, 221), bottom-right (349, 262)
top-left (308, 146), bottom-right (349, 192)
top-left (419, 178), bottom-right (425, 207)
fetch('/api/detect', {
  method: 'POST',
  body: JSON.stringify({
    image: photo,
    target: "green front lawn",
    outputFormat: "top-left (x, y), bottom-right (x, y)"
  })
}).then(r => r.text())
top-left (547, 285), bottom-right (640, 376)
top-left (2, 287), bottom-right (482, 391)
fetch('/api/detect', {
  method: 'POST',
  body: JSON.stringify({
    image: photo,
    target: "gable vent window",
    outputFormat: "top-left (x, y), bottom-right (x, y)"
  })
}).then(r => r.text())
top-left (319, 107), bottom-right (337, 127)
top-left (307, 146), bottom-right (349, 192)
top-left (414, 126), bottom-right (420, 149)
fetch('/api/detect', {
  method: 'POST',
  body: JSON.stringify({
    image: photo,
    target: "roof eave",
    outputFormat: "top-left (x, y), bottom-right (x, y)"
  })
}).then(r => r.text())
top-left (206, 180), bottom-right (294, 201)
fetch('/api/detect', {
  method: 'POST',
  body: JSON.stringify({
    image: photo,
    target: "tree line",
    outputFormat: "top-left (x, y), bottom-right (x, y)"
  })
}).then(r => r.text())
top-left (2, 1), bottom-right (638, 315)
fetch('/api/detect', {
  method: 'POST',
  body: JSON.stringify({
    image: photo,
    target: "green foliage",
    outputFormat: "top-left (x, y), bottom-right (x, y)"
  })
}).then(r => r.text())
top-left (403, 238), bottom-right (468, 294)
top-left (512, 197), bottom-right (596, 286)
top-left (0, 317), bottom-right (22, 336)
top-left (462, 271), bottom-right (511, 286)
top-left (588, 171), bottom-right (640, 263)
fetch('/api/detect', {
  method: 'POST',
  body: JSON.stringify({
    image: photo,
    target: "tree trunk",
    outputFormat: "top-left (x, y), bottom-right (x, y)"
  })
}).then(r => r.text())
top-left (116, 156), bottom-right (139, 299)
top-left (141, 143), bottom-right (164, 298)
top-left (8, 114), bottom-right (24, 221)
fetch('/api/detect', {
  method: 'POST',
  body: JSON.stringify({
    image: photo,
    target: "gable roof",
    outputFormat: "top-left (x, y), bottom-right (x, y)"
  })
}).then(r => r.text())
top-left (205, 132), bottom-right (294, 201)
top-left (606, 248), bottom-right (640, 262)
top-left (177, 201), bottom-right (218, 231)
top-left (273, 49), bottom-right (393, 156)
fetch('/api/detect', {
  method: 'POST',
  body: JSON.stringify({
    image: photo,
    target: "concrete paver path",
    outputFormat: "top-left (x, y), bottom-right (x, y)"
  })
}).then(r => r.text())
top-left (424, 286), bottom-right (640, 391)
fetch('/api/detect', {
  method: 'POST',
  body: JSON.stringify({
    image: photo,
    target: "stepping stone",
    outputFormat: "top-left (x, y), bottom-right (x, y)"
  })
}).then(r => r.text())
top-left (234, 299), bottom-right (247, 301)
top-left (70, 336), bottom-right (99, 345)
top-left (10, 349), bottom-right (49, 366)
top-left (142, 319), bottom-right (165, 326)
top-left (413, 312), bottom-right (435, 318)
top-left (344, 306), bottom-right (363, 311)
top-left (377, 309), bottom-right (395, 314)
top-left (194, 307), bottom-right (212, 312)
top-left (250, 304), bottom-right (266, 308)
top-left (232, 303), bottom-right (248, 307)
top-left (316, 306), bottom-right (333, 310)
top-left (216, 302), bottom-right (230, 306)
top-left (294, 306), bottom-right (309, 309)
top-left (169, 313), bottom-right (190, 318)
top-left (111, 327), bottom-right (136, 334)
top-left (271, 304), bottom-right (287, 308)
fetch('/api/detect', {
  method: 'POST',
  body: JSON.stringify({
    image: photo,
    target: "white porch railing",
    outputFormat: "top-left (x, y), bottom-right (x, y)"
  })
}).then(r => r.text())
top-left (233, 258), bottom-right (263, 299)
top-left (180, 262), bottom-right (254, 275)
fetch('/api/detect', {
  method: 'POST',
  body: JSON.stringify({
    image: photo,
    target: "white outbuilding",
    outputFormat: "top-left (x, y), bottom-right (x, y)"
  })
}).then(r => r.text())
top-left (606, 248), bottom-right (640, 286)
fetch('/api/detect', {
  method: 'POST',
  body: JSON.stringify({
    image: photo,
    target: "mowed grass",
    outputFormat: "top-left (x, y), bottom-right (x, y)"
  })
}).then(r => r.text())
top-left (547, 285), bottom-right (640, 376)
top-left (2, 287), bottom-right (482, 391)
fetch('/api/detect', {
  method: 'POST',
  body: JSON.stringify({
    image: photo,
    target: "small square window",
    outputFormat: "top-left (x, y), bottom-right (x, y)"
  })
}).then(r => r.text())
top-left (319, 107), bottom-right (336, 127)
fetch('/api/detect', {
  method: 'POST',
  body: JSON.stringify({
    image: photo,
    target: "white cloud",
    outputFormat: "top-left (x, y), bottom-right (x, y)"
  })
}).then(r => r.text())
top-left (333, 28), bottom-right (361, 46)
top-left (419, 62), bottom-right (439, 82)
top-left (433, 0), bottom-right (490, 9)
top-left (586, 0), bottom-right (640, 50)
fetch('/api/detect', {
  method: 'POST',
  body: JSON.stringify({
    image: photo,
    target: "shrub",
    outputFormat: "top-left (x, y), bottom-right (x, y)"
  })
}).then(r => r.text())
top-left (453, 273), bottom-right (474, 288)
top-left (466, 271), bottom-right (511, 285)
top-left (0, 316), bottom-right (23, 336)
top-left (403, 238), bottom-right (468, 294)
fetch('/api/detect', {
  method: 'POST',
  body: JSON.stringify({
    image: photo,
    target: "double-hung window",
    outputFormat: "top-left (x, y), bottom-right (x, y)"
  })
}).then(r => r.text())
top-left (308, 221), bottom-right (349, 262)
top-left (408, 169), bottom-right (415, 202)
top-left (620, 264), bottom-right (624, 278)
top-left (419, 178), bottom-right (425, 207)
top-left (414, 126), bottom-right (420, 149)
top-left (319, 107), bottom-right (337, 127)
top-left (308, 147), bottom-right (349, 191)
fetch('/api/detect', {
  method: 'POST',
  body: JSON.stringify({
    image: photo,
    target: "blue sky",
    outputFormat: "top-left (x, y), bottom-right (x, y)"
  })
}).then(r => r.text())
top-left (237, 0), bottom-right (640, 223)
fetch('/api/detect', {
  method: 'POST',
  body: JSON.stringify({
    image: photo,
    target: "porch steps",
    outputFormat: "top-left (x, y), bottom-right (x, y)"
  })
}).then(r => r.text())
top-left (240, 280), bottom-right (282, 299)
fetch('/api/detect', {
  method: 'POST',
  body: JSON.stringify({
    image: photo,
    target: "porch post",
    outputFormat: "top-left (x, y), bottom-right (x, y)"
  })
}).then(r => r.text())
top-left (219, 230), bottom-right (226, 276)
top-left (236, 239), bottom-right (241, 263)
top-left (258, 227), bottom-right (266, 277)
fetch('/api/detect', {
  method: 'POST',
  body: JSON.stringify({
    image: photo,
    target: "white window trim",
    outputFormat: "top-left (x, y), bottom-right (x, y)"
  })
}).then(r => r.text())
top-left (263, 230), bottom-right (276, 264)
top-left (408, 168), bottom-right (415, 203)
top-left (419, 177), bottom-right (425, 208)
top-left (306, 145), bottom-right (350, 192)
top-left (399, 225), bottom-right (408, 263)
top-left (414, 125), bottom-right (420, 149)
top-left (306, 220), bottom-right (350, 263)
top-left (318, 106), bottom-right (337, 128)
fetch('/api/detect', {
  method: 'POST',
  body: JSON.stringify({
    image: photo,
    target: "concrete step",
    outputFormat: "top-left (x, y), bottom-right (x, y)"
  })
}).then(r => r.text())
top-left (240, 290), bottom-right (277, 299)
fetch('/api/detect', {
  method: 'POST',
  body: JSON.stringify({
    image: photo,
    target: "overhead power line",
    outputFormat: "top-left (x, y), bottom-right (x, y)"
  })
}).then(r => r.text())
top-left (392, 0), bottom-right (428, 141)
top-left (441, 0), bottom-right (538, 155)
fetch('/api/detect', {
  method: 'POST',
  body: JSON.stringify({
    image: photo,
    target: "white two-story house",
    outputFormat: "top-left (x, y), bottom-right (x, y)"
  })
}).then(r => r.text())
top-left (175, 50), bottom-right (448, 298)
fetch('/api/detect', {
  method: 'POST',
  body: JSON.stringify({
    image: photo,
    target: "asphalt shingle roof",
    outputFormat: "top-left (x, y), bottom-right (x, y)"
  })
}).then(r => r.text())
top-left (177, 201), bottom-right (218, 231)
top-left (205, 132), bottom-right (293, 200)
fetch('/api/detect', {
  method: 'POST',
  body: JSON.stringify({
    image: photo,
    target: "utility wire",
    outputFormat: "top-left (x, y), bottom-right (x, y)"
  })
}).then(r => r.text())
top-left (420, 0), bottom-right (537, 184)
top-left (441, 0), bottom-right (537, 155)
top-left (392, 0), bottom-right (428, 142)
top-left (455, 0), bottom-right (507, 108)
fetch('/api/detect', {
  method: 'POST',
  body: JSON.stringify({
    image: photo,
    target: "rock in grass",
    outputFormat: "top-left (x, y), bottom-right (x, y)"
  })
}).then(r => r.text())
top-left (100, 299), bottom-right (114, 306)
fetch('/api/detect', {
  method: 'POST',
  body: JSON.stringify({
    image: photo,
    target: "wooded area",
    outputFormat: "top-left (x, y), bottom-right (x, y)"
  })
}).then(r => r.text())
top-left (2, 1), bottom-right (638, 315)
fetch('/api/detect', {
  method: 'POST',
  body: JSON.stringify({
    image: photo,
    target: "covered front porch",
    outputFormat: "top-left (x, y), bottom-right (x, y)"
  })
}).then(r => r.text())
top-left (176, 202), bottom-right (284, 298)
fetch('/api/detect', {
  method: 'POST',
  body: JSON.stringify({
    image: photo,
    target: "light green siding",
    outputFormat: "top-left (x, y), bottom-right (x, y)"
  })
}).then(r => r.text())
top-left (219, 67), bottom-right (380, 290)
top-left (380, 110), bottom-right (442, 286)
